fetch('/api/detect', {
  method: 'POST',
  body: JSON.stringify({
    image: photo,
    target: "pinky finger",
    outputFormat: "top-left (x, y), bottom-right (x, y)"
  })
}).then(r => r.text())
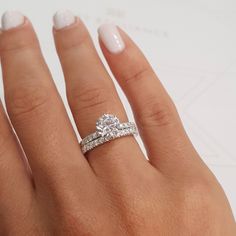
top-left (98, 24), bottom-right (200, 173)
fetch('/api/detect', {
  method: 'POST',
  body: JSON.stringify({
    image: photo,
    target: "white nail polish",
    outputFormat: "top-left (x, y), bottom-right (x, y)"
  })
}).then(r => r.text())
top-left (98, 24), bottom-right (125, 54)
top-left (1, 11), bottom-right (25, 31)
top-left (53, 10), bottom-right (76, 30)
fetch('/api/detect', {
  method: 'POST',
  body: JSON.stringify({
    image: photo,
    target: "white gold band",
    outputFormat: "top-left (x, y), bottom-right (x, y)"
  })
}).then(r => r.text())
top-left (80, 114), bottom-right (138, 154)
top-left (80, 121), bottom-right (135, 146)
top-left (81, 125), bottom-right (137, 154)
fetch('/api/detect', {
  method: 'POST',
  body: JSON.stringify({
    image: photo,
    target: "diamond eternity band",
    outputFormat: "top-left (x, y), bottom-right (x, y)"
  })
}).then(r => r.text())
top-left (80, 114), bottom-right (138, 154)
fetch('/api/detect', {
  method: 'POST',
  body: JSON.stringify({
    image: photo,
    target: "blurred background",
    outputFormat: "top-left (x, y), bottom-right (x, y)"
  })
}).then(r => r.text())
top-left (1, 0), bottom-right (236, 216)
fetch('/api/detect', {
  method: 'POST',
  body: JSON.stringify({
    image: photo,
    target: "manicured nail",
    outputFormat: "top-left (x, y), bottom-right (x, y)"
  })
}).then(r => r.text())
top-left (53, 10), bottom-right (76, 30)
top-left (98, 24), bottom-right (125, 54)
top-left (1, 11), bottom-right (25, 31)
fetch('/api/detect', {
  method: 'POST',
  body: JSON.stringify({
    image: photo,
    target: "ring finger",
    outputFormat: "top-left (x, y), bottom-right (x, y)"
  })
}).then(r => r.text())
top-left (53, 10), bottom-right (147, 177)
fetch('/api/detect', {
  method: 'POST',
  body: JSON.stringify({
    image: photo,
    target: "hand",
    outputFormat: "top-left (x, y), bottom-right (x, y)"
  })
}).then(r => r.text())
top-left (0, 10), bottom-right (235, 235)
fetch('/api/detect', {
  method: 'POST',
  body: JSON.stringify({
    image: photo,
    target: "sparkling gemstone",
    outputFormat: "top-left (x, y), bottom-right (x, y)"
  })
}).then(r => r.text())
top-left (96, 114), bottom-right (120, 139)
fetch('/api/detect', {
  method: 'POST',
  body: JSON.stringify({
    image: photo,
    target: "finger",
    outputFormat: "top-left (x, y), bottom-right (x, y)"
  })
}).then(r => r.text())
top-left (53, 11), bottom-right (148, 177)
top-left (0, 11), bottom-right (92, 189)
top-left (0, 101), bottom-right (35, 230)
top-left (98, 24), bottom-right (200, 173)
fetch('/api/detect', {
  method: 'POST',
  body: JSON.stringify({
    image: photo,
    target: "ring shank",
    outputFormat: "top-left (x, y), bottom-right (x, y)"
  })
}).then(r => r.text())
top-left (80, 122), bottom-right (138, 154)
top-left (80, 122), bottom-right (136, 146)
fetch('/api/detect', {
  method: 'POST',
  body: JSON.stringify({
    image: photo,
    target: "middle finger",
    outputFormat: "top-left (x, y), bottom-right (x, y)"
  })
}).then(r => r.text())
top-left (0, 12), bottom-right (92, 190)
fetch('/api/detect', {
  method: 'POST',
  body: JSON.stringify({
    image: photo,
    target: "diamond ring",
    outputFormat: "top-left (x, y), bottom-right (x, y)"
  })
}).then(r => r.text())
top-left (80, 114), bottom-right (138, 154)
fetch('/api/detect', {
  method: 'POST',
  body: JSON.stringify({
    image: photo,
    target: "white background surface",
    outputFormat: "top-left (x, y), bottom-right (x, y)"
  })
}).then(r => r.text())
top-left (0, 0), bottom-right (236, 216)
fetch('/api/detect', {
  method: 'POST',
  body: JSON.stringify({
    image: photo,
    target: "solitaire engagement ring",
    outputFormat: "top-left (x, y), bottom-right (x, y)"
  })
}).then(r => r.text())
top-left (80, 114), bottom-right (138, 154)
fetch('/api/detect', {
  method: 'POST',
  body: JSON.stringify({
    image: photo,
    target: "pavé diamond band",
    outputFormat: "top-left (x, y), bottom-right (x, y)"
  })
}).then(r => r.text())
top-left (80, 114), bottom-right (138, 154)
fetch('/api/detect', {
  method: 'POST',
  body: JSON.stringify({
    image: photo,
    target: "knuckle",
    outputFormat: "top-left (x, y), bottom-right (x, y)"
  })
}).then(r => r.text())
top-left (0, 112), bottom-right (14, 160)
top-left (53, 194), bottom-right (101, 235)
top-left (56, 28), bottom-right (91, 52)
top-left (122, 66), bottom-right (153, 85)
top-left (109, 182), bottom-right (158, 235)
top-left (42, 177), bottom-right (105, 235)
top-left (182, 179), bottom-right (214, 213)
top-left (137, 97), bottom-right (177, 128)
top-left (68, 86), bottom-right (110, 113)
top-left (58, 210), bottom-right (98, 235)
top-left (0, 133), bottom-right (12, 165)
top-left (177, 179), bottom-right (217, 231)
top-left (0, 30), bottom-right (38, 55)
top-left (6, 84), bottom-right (51, 120)
top-left (0, 40), bottom-right (37, 55)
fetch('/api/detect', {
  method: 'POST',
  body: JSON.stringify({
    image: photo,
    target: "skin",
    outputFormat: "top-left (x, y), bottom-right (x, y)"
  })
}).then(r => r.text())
top-left (0, 16), bottom-right (235, 236)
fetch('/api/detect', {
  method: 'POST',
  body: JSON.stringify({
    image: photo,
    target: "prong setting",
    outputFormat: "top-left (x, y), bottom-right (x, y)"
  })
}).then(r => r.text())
top-left (80, 114), bottom-right (138, 154)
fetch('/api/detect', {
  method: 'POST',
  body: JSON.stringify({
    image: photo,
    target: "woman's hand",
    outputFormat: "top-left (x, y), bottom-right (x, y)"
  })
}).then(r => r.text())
top-left (0, 10), bottom-right (235, 235)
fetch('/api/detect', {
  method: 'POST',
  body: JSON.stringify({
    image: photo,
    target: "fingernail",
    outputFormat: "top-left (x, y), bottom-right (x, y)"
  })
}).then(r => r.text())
top-left (98, 24), bottom-right (125, 54)
top-left (1, 11), bottom-right (25, 31)
top-left (53, 10), bottom-right (76, 30)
